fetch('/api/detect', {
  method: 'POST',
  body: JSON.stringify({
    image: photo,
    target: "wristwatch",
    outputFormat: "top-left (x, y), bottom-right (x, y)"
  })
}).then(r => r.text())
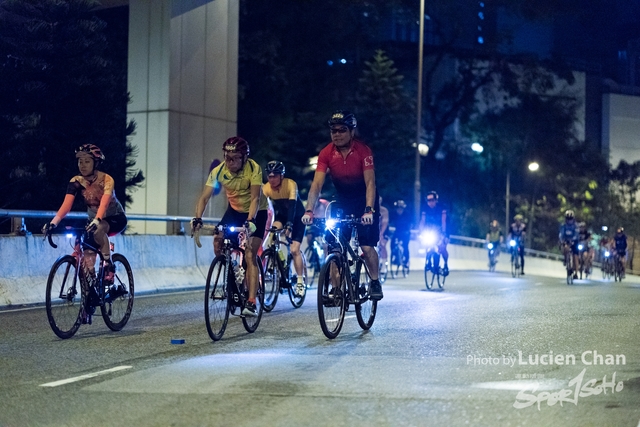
top-left (364, 206), bottom-right (375, 214)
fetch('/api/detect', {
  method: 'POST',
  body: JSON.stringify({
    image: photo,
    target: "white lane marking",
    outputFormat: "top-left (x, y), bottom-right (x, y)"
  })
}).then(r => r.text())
top-left (344, 315), bottom-right (356, 319)
top-left (40, 366), bottom-right (132, 387)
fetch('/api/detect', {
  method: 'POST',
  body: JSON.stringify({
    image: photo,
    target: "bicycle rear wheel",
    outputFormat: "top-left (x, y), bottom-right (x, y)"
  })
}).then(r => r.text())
top-left (317, 254), bottom-right (346, 339)
top-left (260, 249), bottom-right (280, 312)
top-left (242, 255), bottom-right (264, 333)
top-left (205, 256), bottom-right (230, 341)
top-left (288, 256), bottom-right (306, 308)
top-left (355, 259), bottom-right (377, 330)
top-left (304, 246), bottom-right (320, 287)
top-left (101, 253), bottom-right (134, 331)
top-left (46, 255), bottom-right (83, 339)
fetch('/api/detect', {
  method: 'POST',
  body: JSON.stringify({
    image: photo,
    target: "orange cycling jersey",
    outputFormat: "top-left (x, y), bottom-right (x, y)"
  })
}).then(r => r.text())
top-left (54, 172), bottom-right (125, 222)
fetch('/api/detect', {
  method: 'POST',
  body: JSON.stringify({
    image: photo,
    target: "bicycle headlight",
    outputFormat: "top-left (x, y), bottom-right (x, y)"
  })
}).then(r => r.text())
top-left (325, 219), bottom-right (336, 229)
top-left (420, 230), bottom-right (437, 246)
top-left (578, 244), bottom-right (583, 251)
top-left (487, 243), bottom-right (494, 250)
top-left (229, 226), bottom-right (236, 232)
top-left (605, 251), bottom-right (610, 257)
top-left (509, 239), bottom-right (516, 247)
top-left (66, 233), bottom-right (74, 239)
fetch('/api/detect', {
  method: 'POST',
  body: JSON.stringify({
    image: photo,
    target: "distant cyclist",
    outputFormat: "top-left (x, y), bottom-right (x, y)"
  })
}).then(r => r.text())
top-left (262, 160), bottom-right (307, 297)
top-left (558, 210), bottom-right (579, 279)
top-left (420, 191), bottom-right (449, 275)
top-left (378, 196), bottom-right (390, 276)
top-left (508, 214), bottom-right (526, 275)
top-left (388, 199), bottom-right (411, 269)
top-left (577, 222), bottom-right (594, 273)
top-left (43, 144), bottom-right (127, 286)
top-left (614, 227), bottom-right (628, 277)
top-left (486, 219), bottom-right (503, 259)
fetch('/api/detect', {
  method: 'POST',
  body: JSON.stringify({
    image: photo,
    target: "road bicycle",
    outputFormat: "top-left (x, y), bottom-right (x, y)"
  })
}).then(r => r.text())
top-left (601, 249), bottom-right (613, 280)
top-left (315, 214), bottom-right (377, 339)
top-left (261, 226), bottom-right (306, 311)
top-left (44, 227), bottom-right (134, 339)
top-left (389, 230), bottom-right (408, 279)
top-left (562, 242), bottom-right (575, 285)
top-left (487, 242), bottom-right (499, 272)
top-left (509, 238), bottom-right (522, 279)
top-left (194, 224), bottom-right (264, 341)
top-left (577, 242), bottom-right (592, 279)
top-left (303, 231), bottom-right (324, 288)
top-left (421, 229), bottom-right (446, 290)
top-left (613, 251), bottom-right (625, 282)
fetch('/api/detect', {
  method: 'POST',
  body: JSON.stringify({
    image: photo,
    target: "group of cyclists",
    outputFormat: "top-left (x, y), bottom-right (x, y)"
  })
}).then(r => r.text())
top-left (42, 108), bottom-right (632, 329)
top-left (483, 209), bottom-right (629, 279)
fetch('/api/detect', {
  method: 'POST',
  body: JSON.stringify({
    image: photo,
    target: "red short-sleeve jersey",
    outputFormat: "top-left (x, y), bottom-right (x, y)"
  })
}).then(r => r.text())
top-left (316, 139), bottom-right (374, 198)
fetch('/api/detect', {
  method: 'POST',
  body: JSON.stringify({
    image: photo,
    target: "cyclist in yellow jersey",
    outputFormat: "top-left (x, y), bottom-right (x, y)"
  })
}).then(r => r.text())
top-left (262, 160), bottom-right (307, 297)
top-left (192, 137), bottom-right (268, 317)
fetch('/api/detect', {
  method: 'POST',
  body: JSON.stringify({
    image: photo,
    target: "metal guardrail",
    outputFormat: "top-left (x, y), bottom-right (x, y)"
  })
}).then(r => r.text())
top-left (448, 234), bottom-right (564, 261)
top-left (0, 209), bottom-right (220, 235)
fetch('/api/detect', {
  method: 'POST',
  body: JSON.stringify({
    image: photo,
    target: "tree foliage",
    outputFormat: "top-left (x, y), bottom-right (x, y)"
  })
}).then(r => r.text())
top-left (0, 0), bottom-right (143, 231)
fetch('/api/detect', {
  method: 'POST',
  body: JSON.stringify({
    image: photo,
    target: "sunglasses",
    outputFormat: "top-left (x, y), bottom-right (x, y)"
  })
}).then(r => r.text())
top-left (330, 127), bottom-right (349, 134)
top-left (224, 154), bottom-right (243, 163)
top-left (427, 198), bottom-right (436, 202)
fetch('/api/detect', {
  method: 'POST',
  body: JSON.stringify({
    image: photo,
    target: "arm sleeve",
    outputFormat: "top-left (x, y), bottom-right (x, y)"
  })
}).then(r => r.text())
top-left (52, 194), bottom-right (76, 225)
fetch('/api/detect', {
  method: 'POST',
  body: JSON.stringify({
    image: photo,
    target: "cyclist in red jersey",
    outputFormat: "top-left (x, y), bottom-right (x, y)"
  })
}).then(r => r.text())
top-left (302, 110), bottom-right (383, 300)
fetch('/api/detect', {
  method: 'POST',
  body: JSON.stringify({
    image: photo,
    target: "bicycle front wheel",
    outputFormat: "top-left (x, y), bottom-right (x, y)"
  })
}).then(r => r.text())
top-left (101, 253), bottom-right (134, 331)
top-left (46, 255), bottom-right (83, 339)
top-left (317, 254), bottom-right (346, 339)
top-left (205, 256), bottom-right (230, 341)
top-left (242, 254), bottom-right (265, 333)
top-left (355, 259), bottom-right (377, 330)
top-left (260, 249), bottom-right (280, 312)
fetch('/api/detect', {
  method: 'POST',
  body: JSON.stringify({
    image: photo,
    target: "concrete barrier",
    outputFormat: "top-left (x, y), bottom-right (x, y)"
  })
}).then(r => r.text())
top-left (2, 235), bottom-right (638, 308)
top-left (0, 234), bottom-right (214, 307)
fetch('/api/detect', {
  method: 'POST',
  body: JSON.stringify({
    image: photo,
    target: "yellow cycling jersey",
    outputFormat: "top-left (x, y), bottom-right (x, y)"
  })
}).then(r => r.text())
top-left (262, 177), bottom-right (298, 201)
top-left (206, 158), bottom-right (268, 213)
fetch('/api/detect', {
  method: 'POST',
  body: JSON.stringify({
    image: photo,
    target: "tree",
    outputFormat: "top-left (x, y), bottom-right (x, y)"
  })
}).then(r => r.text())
top-left (0, 0), bottom-right (143, 231)
top-left (355, 50), bottom-right (414, 202)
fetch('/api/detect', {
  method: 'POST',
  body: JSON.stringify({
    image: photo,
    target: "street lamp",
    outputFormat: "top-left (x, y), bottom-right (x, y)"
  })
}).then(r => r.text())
top-left (527, 162), bottom-right (540, 247)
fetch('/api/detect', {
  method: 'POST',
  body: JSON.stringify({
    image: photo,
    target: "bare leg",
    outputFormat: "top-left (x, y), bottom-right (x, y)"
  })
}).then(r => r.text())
top-left (361, 245), bottom-right (379, 280)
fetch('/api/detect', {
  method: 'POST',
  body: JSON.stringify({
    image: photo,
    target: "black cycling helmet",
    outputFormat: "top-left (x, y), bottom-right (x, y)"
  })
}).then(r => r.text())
top-left (328, 110), bottom-right (357, 129)
top-left (265, 160), bottom-right (285, 176)
top-left (394, 200), bottom-right (407, 208)
top-left (426, 191), bottom-right (438, 201)
top-left (617, 227), bottom-right (624, 233)
top-left (565, 209), bottom-right (575, 220)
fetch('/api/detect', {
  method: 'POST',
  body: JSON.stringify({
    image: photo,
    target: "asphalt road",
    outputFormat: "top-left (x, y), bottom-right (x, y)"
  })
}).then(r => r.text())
top-left (1, 269), bottom-right (640, 427)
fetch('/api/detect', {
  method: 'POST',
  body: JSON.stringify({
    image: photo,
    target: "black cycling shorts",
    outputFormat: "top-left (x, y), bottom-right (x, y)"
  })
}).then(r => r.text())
top-left (219, 206), bottom-right (268, 239)
top-left (273, 213), bottom-right (306, 243)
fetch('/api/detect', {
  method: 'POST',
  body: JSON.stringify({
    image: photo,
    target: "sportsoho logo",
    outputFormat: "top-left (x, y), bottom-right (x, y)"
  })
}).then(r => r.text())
top-left (467, 350), bottom-right (627, 410)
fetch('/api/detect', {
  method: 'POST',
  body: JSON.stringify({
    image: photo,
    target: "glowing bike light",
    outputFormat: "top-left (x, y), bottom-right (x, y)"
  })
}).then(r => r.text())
top-left (578, 244), bottom-right (583, 251)
top-left (66, 233), bottom-right (74, 239)
top-left (487, 243), bottom-right (494, 250)
top-left (325, 219), bottom-right (336, 229)
top-left (229, 226), bottom-right (236, 232)
top-left (605, 251), bottom-right (610, 257)
top-left (509, 240), bottom-right (516, 247)
top-left (420, 230), bottom-right (437, 246)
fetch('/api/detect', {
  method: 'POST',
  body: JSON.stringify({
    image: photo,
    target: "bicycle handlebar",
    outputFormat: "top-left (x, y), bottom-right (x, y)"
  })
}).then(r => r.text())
top-left (45, 232), bottom-right (57, 249)
top-left (192, 224), bottom-right (249, 248)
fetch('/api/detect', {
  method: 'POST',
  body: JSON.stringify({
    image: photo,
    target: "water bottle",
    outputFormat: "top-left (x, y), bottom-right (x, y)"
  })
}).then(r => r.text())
top-left (233, 260), bottom-right (245, 285)
top-left (278, 246), bottom-right (286, 263)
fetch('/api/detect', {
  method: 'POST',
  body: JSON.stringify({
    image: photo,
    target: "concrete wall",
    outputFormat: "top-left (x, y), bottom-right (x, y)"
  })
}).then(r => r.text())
top-left (0, 234), bottom-right (214, 307)
top-left (126, 0), bottom-right (237, 234)
top-left (1, 236), bottom-right (590, 309)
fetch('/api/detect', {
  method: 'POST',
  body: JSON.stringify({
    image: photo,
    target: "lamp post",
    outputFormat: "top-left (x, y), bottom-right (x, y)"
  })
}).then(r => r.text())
top-left (527, 162), bottom-right (540, 247)
top-left (414, 0), bottom-right (425, 227)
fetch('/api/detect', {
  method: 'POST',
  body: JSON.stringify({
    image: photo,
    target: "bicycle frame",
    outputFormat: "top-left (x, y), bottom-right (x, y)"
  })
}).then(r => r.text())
top-left (323, 217), bottom-right (369, 306)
